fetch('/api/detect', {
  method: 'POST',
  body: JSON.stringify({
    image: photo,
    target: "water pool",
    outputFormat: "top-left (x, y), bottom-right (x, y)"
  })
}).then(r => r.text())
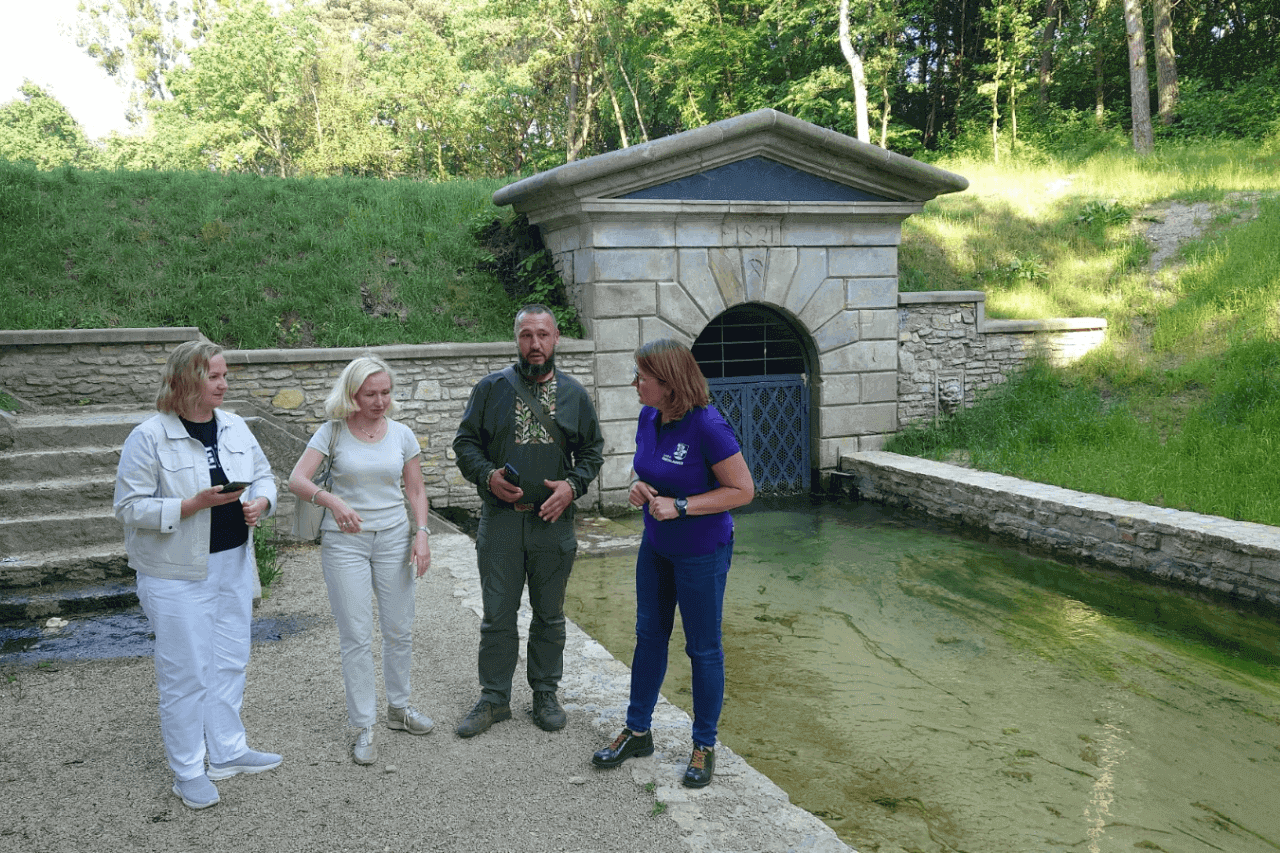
top-left (565, 497), bottom-right (1280, 852)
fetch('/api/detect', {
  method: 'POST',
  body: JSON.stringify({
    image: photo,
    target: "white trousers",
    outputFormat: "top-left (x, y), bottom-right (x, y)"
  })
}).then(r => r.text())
top-left (137, 543), bottom-right (254, 781)
top-left (320, 521), bottom-right (415, 727)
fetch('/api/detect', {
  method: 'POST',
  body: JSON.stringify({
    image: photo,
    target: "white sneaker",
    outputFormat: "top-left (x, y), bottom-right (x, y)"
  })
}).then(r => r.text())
top-left (387, 704), bottom-right (434, 735)
top-left (353, 726), bottom-right (377, 765)
top-left (207, 748), bottom-right (282, 780)
top-left (172, 774), bottom-right (220, 809)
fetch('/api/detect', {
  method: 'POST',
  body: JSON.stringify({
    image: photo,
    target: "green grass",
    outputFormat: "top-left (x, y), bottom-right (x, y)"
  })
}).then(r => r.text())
top-left (0, 162), bottom-right (522, 347)
top-left (254, 518), bottom-right (282, 593)
top-left (887, 142), bottom-right (1280, 527)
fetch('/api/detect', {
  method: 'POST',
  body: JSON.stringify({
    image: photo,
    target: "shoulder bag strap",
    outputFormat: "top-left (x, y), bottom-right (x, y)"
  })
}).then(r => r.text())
top-left (316, 419), bottom-right (339, 483)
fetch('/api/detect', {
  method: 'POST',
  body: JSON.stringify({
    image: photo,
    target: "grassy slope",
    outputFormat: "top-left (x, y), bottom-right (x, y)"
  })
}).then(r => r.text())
top-left (0, 162), bottom-right (518, 347)
top-left (894, 144), bottom-right (1280, 526)
top-left (3, 146), bottom-right (1279, 525)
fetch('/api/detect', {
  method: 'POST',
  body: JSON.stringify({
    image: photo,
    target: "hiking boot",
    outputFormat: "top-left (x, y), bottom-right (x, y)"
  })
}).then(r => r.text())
top-left (591, 728), bottom-right (654, 768)
top-left (530, 690), bottom-right (567, 732)
top-left (387, 704), bottom-right (434, 735)
top-left (682, 743), bottom-right (715, 788)
top-left (455, 698), bottom-right (511, 738)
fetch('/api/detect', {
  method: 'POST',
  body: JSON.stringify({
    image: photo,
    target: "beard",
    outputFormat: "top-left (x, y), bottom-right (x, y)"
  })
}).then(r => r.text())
top-left (516, 351), bottom-right (556, 380)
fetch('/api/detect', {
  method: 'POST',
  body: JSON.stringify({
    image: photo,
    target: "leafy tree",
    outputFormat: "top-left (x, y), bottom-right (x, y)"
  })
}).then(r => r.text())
top-left (0, 83), bottom-right (98, 169)
top-left (75, 0), bottom-right (217, 126)
top-left (163, 0), bottom-right (314, 175)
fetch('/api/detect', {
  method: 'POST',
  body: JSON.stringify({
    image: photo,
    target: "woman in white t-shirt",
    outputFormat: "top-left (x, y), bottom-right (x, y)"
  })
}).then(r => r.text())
top-left (288, 355), bottom-right (433, 766)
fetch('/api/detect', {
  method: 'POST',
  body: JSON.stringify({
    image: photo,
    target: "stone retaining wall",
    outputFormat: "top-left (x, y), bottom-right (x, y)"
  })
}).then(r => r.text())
top-left (0, 328), bottom-right (594, 510)
top-left (2, 318), bottom-right (1106, 510)
top-left (841, 450), bottom-right (1280, 611)
top-left (897, 292), bottom-right (1106, 425)
top-left (223, 341), bottom-right (595, 510)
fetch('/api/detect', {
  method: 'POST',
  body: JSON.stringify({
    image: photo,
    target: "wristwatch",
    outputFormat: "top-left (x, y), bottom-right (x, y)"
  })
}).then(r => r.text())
top-left (675, 497), bottom-right (688, 518)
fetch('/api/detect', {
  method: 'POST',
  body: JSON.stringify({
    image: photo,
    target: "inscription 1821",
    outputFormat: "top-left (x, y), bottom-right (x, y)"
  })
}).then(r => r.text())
top-left (721, 219), bottom-right (781, 246)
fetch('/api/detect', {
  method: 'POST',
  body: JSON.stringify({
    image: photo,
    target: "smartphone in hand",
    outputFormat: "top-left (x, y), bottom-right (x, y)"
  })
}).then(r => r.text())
top-left (502, 463), bottom-right (521, 487)
top-left (220, 481), bottom-right (250, 493)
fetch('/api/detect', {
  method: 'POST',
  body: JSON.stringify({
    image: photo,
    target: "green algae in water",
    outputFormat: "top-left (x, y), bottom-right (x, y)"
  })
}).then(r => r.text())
top-left (565, 498), bottom-right (1280, 853)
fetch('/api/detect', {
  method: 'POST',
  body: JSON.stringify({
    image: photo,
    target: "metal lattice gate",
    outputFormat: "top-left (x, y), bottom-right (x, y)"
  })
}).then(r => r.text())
top-left (708, 375), bottom-right (810, 494)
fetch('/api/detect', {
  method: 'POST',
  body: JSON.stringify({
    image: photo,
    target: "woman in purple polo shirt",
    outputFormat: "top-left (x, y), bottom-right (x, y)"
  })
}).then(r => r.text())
top-left (591, 339), bottom-right (755, 788)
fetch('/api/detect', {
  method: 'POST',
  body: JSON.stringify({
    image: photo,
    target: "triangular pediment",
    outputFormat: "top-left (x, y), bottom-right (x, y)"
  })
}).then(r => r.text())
top-left (621, 157), bottom-right (891, 203)
top-left (494, 109), bottom-right (967, 215)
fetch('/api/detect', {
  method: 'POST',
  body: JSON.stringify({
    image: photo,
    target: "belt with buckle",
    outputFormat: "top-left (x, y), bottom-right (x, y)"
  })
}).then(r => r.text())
top-left (513, 502), bottom-right (537, 512)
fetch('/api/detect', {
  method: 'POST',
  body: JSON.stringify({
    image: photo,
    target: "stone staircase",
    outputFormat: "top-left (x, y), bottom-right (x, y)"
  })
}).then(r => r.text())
top-left (0, 402), bottom-right (307, 626)
top-left (0, 407), bottom-right (149, 623)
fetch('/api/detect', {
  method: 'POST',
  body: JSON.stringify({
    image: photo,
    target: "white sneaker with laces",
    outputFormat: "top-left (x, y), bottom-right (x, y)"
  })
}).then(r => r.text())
top-left (387, 704), bottom-right (434, 735)
top-left (353, 726), bottom-right (377, 765)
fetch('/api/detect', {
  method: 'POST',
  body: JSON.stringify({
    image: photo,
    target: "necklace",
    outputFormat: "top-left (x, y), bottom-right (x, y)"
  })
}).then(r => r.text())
top-left (352, 417), bottom-right (384, 440)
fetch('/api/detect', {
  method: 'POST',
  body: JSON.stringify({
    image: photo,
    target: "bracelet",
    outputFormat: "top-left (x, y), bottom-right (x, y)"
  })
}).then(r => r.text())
top-left (311, 489), bottom-right (324, 504)
top-left (416, 525), bottom-right (429, 534)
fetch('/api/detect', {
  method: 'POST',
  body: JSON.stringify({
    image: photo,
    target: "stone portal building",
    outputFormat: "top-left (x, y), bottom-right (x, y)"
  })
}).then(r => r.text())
top-left (494, 109), bottom-right (969, 505)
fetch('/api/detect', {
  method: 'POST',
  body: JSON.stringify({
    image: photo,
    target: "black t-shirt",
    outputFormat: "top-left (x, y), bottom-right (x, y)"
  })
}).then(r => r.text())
top-left (180, 416), bottom-right (249, 554)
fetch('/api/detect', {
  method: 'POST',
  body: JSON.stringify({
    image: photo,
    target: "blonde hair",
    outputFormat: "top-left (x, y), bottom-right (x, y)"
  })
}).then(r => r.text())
top-left (156, 340), bottom-right (223, 417)
top-left (324, 355), bottom-right (400, 419)
top-left (634, 339), bottom-right (709, 417)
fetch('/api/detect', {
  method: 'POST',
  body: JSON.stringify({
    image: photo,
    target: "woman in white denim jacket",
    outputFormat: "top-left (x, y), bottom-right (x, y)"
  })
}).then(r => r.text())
top-left (114, 340), bottom-right (281, 810)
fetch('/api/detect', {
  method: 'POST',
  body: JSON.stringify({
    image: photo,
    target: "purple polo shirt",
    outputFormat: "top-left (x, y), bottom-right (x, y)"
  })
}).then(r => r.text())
top-left (634, 404), bottom-right (742, 556)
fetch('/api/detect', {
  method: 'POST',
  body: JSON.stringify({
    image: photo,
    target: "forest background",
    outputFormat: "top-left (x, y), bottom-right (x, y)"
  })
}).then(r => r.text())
top-left (1, 0), bottom-right (1278, 174)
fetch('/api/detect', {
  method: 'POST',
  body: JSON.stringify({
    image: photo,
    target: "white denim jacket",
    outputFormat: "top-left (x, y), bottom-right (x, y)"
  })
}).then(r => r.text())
top-left (114, 410), bottom-right (277, 580)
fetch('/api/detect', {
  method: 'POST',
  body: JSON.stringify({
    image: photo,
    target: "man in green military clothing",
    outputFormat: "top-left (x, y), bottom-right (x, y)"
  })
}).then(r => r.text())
top-left (452, 304), bottom-right (605, 736)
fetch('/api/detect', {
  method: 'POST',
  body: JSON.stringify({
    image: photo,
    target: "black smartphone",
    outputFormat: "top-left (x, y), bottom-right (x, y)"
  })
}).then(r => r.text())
top-left (220, 481), bottom-right (250, 493)
top-left (502, 463), bottom-right (520, 487)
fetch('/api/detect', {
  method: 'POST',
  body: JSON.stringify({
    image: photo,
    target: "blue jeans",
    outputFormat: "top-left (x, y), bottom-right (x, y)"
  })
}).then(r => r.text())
top-left (626, 537), bottom-right (732, 748)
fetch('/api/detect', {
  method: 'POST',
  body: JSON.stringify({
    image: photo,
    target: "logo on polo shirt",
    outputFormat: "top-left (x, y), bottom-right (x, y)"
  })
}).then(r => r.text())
top-left (662, 442), bottom-right (690, 465)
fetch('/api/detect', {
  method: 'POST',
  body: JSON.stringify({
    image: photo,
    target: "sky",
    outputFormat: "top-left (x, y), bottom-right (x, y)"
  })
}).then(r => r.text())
top-left (0, 0), bottom-right (135, 138)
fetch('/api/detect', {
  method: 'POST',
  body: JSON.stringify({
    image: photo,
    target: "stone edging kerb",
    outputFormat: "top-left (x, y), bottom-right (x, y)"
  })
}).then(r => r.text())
top-left (843, 450), bottom-right (1280, 610)
top-left (0, 328), bottom-right (203, 346)
top-left (897, 290), bottom-right (1107, 335)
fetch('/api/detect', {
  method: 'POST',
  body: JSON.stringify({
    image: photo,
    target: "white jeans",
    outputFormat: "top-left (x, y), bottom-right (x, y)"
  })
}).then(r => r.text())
top-left (136, 543), bottom-right (254, 781)
top-left (320, 521), bottom-right (415, 727)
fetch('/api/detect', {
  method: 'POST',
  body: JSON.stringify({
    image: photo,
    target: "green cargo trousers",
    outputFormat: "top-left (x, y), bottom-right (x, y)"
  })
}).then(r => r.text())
top-left (474, 504), bottom-right (578, 705)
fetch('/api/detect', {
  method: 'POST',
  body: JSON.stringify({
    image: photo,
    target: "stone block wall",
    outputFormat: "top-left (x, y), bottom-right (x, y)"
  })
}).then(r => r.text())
top-left (0, 328), bottom-right (205, 407)
top-left (537, 204), bottom-right (922, 499)
top-left (898, 292), bottom-right (1106, 425)
top-left (223, 341), bottom-right (594, 510)
top-left (843, 451), bottom-right (1280, 610)
top-left (0, 329), bottom-right (596, 512)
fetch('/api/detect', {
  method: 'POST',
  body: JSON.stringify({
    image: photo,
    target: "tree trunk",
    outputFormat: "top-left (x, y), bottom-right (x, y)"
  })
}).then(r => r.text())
top-left (1124, 0), bottom-right (1154, 154)
top-left (1037, 0), bottom-right (1060, 104)
top-left (991, 5), bottom-right (1002, 164)
top-left (880, 85), bottom-right (891, 147)
top-left (566, 51), bottom-right (582, 162)
top-left (839, 0), bottom-right (871, 143)
top-left (1153, 0), bottom-right (1178, 124)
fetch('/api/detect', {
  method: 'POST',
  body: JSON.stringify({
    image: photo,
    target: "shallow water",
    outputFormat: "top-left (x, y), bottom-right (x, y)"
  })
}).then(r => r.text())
top-left (0, 608), bottom-right (318, 663)
top-left (565, 497), bottom-right (1280, 853)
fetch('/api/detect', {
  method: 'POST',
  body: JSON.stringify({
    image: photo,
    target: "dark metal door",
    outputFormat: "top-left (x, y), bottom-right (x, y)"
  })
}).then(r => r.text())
top-left (708, 375), bottom-right (810, 494)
